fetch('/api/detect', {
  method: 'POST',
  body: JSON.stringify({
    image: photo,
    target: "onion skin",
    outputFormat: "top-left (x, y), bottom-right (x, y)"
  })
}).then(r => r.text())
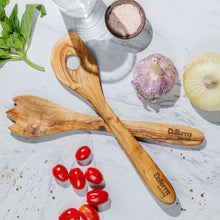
top-left (183, 53), bottom-right (220, 111)
top-left (132, 53), bottom-right (176, 101)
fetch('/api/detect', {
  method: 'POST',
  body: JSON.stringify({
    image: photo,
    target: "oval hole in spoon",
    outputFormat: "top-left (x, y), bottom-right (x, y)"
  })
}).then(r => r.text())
top-left (67, 55), bottom-right (80, 70)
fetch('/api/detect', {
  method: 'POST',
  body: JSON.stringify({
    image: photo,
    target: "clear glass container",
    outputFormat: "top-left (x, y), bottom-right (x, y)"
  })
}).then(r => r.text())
top-left (53, 0), bottom-right (97, 18)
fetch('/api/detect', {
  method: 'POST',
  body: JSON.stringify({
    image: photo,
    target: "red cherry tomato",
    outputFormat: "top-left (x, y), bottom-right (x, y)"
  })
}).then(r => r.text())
top-left (59, 208), bottom-right (80, 220)
top-left (69, 168), bottom-right (86, 190)
top-left (79, 204), bottom-right (100, 220)
top-left (85, 167), bottom-right (103, 185)
top-left (87, 189), bottom-right (109, 206)
top-left (52, 164), bottom-right (69, 182)
top-left (75, 146), bottom-right (91, 161)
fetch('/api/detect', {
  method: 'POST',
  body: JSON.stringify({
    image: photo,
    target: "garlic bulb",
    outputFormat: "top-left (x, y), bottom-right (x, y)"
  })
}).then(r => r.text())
top-left (183, 53), bottom-right (220, 111)
top-left (132, 53), bottom-right (176, 101)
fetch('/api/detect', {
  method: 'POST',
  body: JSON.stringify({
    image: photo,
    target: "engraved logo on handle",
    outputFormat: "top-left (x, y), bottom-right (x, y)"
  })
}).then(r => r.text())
top-left (168, 128), bottom-right (192, 140)
top-left (154, 173), bottom-right (171, 198)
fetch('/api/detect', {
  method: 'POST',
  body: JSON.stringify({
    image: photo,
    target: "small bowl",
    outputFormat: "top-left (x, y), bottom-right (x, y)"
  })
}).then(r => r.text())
top-left (105, 0), bottom-right (146, 39)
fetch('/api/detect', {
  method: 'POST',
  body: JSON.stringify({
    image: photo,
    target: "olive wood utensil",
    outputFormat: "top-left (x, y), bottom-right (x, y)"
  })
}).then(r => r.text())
top-left (7, 95), bottom-right (204, 146)
top-left (50, 32), bottom-right (176, 204)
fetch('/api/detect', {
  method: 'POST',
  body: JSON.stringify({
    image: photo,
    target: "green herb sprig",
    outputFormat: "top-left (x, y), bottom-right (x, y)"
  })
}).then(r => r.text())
top-left (0, 0), bottom-right (46, 71)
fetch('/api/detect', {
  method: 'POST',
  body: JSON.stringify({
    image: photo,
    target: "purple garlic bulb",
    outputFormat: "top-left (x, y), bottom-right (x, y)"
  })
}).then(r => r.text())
top-left (132, 53), bottom-right (176, 101)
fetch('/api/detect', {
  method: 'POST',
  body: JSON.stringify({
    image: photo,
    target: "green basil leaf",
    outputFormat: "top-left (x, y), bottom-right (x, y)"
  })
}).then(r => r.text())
top-left (9, 4), bottom-right (20, 33)
top-left (0, 0), bottom-right (9, 7)
top-left (0, 48), bottom-right (10, 57)
top-left (0, 57), bottom-right (11, 65)
top-left (0, 5), bottom-right (6, 21)
top-left (0, 17), bottom-right (12, 33)
top-left (0, 37), bottom-right (8, 48)
top-left (6, 32), bottom-right (24, 49)
top-left (0, 0), bottom-right (8, 22)
top-left (20, 4), bottom-right (46, 41)
top-left (1, 29), bottom-right (9, 40)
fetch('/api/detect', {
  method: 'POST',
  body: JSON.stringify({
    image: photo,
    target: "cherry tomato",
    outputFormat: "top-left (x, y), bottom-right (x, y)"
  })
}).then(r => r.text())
top-left (52, 164), bottom-right (69, 182)
top-left (85, 167), bottom-right (103, 185)
top-left (59, 208), bottom-right (80, 220)
top-left (69, 168), bottom-right (86, 190)
top-left (75, 146), bottom-right (91, 161)
top-left (87, 189), bottom-right (109, 206)
top-left (75, 146), bottom-right (93, 166)
top-left (79, 204), bottom-right (100, 220)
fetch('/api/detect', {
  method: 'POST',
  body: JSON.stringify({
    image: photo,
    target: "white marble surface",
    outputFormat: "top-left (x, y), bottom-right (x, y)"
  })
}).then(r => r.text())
top-left (0, 0), bottom-right (220, 219)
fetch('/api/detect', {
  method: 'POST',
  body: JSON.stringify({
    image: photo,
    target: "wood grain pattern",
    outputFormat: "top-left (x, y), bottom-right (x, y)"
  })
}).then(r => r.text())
top-left (6, 95), bottom-right (204, 146)
top-left (50, 32), bottom-right (176, 204)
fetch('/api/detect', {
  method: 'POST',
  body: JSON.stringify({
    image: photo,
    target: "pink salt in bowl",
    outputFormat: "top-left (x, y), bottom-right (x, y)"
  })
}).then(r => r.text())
top-left (105, 0), bottom-right (146, 39)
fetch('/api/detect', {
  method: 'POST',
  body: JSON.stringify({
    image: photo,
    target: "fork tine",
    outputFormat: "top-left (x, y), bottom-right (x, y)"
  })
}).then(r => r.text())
top-left (8, 124), bottom-right (32, 137)
top-left (12, 96), bottom-right (22, 105)
top-left (6, 107), bottom-right (19, 122)
top-left (12, 95), bottom-right (31, 105)
top-left (8, 124), bottom-right (22, 134)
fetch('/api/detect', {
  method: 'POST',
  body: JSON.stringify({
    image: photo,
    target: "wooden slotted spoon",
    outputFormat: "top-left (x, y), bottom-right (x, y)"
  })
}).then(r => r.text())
top-left (51, 32), bottom-right (176, 204)
top-left (6, 95), bottom-right (204, 146)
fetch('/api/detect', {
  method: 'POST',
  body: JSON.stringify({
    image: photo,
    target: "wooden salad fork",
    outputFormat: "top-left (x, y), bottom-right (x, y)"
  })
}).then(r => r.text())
top-left (50, 32), bottom-right (177, 204)
top-left (6, 95), bottom-right (204, 146)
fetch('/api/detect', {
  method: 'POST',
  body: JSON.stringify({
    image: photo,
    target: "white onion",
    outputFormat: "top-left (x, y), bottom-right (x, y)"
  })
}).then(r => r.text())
top-left (184, 53), bottom-right (220, 111)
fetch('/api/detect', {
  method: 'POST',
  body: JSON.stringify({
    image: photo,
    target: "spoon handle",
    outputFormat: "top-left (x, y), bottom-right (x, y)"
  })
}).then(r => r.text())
top-left (50, 32), bottom-right (176, 204)
top-left (120, 120), bottom-right (203, 146)
top-left (92, 96), bottom-right (176, 204)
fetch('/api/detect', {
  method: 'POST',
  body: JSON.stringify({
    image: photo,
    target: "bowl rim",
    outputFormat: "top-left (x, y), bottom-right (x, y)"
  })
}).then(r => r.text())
top-left (105, 0), bottom-right (146, 39)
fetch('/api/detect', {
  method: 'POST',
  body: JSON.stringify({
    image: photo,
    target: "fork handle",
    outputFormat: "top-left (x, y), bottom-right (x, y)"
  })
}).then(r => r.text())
top-left (93, 97), bottom-right (176, 204)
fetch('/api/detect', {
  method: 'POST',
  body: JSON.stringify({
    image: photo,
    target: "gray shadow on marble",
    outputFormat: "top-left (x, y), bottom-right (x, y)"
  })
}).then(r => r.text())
top-left (156, 196), bottom-right (182, 217)
top-left (131, 166), bottom-right (182, 217)
top-left (9, 129), bottom-right (95, 143)
top-left (60, 0), bottom-right (153, 83)
top-left (54, 178), bottom-right (70, 188)
top-left (72, 184), bottom-right (88, 197)
top-left (59, 81), bottom-right (101, 113)
top-left (108, 18), bottom-right (153, 54)
top-left (191, 103), bottom-right (220, 125)
top-left (139, 69), bottom-right (181, 113)
top-left (88, 40), bottom-right (130, 72)
top-left (26, 10), bottom-right (42, 52)
top-left (96, 197), bottom-right (111, 212)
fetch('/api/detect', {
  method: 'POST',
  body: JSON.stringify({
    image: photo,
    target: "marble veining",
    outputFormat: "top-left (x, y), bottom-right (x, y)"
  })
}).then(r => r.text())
top-left (0, 0), bottom-right (220, 219)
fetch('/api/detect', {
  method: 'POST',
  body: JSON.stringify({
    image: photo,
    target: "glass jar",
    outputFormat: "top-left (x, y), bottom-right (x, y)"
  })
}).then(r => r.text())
top-left (53, 0), bottom-right (97, 18)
